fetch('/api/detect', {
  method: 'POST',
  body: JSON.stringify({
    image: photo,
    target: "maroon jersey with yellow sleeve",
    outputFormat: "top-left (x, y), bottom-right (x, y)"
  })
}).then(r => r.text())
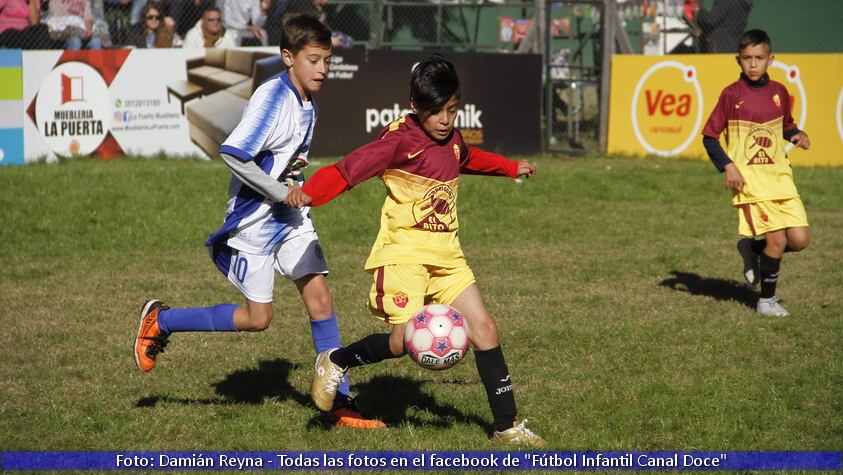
top-left (333, 114), bottom-right (516, 270)
top-left (702, 78), bottom-right (800, 205)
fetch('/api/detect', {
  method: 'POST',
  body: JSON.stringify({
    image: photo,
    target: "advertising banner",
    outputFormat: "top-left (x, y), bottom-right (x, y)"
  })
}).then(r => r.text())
top-left (608, 54), bottom-right (843, 166)
top-left (17, 48), bottom-right (540, 164)
top-left (23, 49), bottom-right (207, 162)
top-left (311, 49), bottom-right (542, 156)
top-left (0, 50), bottom-right (24, 166)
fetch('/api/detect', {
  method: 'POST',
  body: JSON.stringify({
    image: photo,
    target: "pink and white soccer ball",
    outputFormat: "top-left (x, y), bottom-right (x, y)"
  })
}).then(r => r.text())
top-left (404, 304), bottom-right (470, 370)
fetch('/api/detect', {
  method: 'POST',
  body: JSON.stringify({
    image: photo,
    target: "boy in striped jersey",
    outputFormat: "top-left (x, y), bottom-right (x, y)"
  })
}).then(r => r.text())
top-left (133, 14), bottom-right (383, 429)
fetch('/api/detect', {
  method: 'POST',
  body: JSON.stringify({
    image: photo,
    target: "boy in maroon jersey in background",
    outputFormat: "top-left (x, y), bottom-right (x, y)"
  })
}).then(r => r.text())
top-left (289, 54), bottom-right (546, 446)
top-left (702, 29), bottom-right (811, 317)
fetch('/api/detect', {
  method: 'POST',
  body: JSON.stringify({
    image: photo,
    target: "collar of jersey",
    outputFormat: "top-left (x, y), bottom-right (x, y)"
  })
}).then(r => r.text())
top-left (280, 71), bottom-right (306, 107)
top-left (740, 73), bottom-right (769, 89)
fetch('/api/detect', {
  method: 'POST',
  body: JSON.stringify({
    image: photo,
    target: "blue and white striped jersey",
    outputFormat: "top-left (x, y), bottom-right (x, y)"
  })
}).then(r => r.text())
top-left (206, 71), bottom-right (317, 255)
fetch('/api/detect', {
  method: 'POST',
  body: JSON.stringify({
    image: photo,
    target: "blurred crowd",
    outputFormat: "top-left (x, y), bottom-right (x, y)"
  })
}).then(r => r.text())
top-left (0, 0), bottom-right (352, 50)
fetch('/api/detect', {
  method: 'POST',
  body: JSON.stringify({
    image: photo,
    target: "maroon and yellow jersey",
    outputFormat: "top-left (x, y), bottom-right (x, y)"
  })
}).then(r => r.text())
top-left (703, 78), bottom-right (800, 205)
top-left (332, 114), bottom-right (516, 270)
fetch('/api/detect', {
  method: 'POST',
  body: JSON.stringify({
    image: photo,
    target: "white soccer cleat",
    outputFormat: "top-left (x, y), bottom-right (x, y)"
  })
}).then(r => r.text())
top-left (311, 349), bottom-right (346, 412)
top-left (491, 419), bottom-right (547, 447)
top-left (757, 296), bottom-right (790, 317)
top-left (737, 238), bottom-right (760, 286)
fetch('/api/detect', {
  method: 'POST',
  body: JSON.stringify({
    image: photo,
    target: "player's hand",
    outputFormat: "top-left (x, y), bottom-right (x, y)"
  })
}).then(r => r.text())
top-left (790, 131), bottom-right (810, 150)
top-left (285, 186), bottom-right (311, 208)
top-left (516, 160), bottom-right (536, 179)
top-left (723, 163), bottom-right (745, 193)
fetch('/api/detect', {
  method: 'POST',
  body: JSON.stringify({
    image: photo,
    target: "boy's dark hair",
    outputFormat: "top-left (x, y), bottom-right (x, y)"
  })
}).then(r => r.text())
top-left (280, 13), bottom-right (332, 53)
top-left (410, 54), bottom-right (460, 113)
top-left (738, 29), bottom-right (771, 52)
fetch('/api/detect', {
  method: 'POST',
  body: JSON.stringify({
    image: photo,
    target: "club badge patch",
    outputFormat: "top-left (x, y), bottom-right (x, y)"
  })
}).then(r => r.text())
top-left (745, 125), bottom-right (777, 165)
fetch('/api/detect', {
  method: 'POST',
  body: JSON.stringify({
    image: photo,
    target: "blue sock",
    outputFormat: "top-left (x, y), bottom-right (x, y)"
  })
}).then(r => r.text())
top-left (311, 312), bottom-right (351, 397)
top-left (158, 304), bottom-right (238, 333)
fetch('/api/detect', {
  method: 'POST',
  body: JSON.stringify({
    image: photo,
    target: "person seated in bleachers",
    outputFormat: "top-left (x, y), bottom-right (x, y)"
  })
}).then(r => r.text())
top-left (125, 3), bottom-right (180, 47)
top-left (171, 0), bottom-right (214, 37)
top-left (222, 0), bottom-right (268, 46)
top-left (44, 0), bottom-right (103, 49)
top-left (0, 0), bottom-right (52, 48)
top-left (182, 6), bottom-right (235, 48)
top-left (90, 0), bottom-right (114, 47)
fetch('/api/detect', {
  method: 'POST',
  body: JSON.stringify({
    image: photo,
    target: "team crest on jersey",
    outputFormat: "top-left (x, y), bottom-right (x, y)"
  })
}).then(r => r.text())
top-left (760, 210), bottom-right (769, 222)
top-left (392, 291), bottom-right (409, 308)
top-left (412, 183), bottom-right (456, 232)
top-left (453, 144), bottom-right (460, 161)
top-left (745, 125), bottom-right (777, 165)
top-left (772, 94), bottom-right (781, 109)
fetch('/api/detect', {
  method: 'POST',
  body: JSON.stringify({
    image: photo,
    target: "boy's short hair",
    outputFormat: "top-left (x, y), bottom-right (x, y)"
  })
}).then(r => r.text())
top-left (738, 29), bottom-right (771, 52)
top-left (410, 54), bottom-right (460, 113)
top-left (280, 13), bottom-right (332, 53)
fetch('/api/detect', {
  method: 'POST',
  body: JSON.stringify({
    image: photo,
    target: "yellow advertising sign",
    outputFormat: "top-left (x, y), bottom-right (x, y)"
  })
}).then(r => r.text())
top-left (608, 54), bottom-right (843, 166)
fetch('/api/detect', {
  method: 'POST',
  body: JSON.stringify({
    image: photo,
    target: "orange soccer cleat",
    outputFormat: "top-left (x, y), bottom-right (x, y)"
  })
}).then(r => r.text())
top-left (134, 300), bottom-right (171, 373)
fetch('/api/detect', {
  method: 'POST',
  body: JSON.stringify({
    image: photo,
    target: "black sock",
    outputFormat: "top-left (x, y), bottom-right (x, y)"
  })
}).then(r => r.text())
top-left (751, 238), bottom-right (766, 255)
top-left (475, 346), bottom-right (517, 432)
top-left (759, 253), bottom-right (782, 299)
top-left (330, 334), bottom-right (396, 369)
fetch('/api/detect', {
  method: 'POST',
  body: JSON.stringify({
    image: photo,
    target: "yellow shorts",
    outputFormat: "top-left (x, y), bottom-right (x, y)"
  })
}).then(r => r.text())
top-left (737, 198), bottom-right (809, 237)
top-left (367, 263), bottom-right (476, 324)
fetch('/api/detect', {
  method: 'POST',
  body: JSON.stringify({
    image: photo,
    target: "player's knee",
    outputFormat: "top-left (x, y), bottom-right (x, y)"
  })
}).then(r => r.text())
top-left (788, 235), bottom-right (810, 252)
top-left (469, 319), bottom-right (499, 349)
top-left (242, 311), bottom-right (273, 331)
top-left (765, 235), bottom-right (787, 254)
top-left (306, 292), bottom-right (334, 319)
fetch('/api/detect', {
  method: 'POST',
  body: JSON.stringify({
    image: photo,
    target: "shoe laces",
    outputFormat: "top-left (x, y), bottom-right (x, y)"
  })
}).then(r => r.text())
top-left (145, 333), bottom-right (170, 358)
top-left (510, 420), bottom-right (542, 441)
top-left (323, 362), bottom-right (346, 394)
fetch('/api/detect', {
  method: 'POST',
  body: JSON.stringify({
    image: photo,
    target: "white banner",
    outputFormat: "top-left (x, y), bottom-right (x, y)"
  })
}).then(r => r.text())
top-left (23, 49), bottom-right (213, 161)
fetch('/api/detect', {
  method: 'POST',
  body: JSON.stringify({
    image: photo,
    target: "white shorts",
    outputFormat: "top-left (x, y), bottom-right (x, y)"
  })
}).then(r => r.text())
top-left (210, 231), bottom-right (328, 303)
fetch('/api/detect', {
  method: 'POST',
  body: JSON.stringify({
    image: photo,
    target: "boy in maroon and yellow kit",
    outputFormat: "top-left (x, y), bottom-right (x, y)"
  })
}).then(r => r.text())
top-left (702, 29), bottom-right (811, 317)
top-left (288, 55), bottom-right (546, 446)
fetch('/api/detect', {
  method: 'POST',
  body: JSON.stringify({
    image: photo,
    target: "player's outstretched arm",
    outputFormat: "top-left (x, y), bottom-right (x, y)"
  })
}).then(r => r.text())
top-left (461, 148), bottom-right (530, 178)
top-left (300, 164), bottom-right (350, 207)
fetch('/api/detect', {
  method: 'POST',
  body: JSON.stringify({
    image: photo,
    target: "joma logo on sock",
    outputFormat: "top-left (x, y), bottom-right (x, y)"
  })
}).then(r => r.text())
top-left (496, 384), bottom-right (513, 395)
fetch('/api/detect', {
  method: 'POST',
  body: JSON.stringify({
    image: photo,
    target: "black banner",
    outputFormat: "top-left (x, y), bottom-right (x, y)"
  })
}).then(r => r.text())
top-left (313, 50), bottom-right (541, 157)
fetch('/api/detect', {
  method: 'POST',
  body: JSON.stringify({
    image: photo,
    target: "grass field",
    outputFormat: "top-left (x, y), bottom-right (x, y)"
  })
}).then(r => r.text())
top-left (1, 155), bottom-right (841, 457)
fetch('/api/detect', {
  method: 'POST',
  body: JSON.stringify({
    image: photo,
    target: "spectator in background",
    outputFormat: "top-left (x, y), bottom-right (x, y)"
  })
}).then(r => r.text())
top-left (126, 4), bottom-right (180, 47)
top-left (90, 0), bottom-right (114, 47)
top-left (691, 0), bottom-right (753, 53)
top-left (282, 0), bottom-right (351, 48)
top-left (172, 0), bottom-right (214, 37)
top-left (182, 6), bottom-right (236, 48)
top-left (222, 0), bottom-right (268, 46)
top-left (44, 0), bottom-right (103, 49)
top-left (0, 0), bottom-right (52, 48)
top-left (103, 0), bottom-right (142, 45)
top-left (129, 0), bottom-right (172, 26)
